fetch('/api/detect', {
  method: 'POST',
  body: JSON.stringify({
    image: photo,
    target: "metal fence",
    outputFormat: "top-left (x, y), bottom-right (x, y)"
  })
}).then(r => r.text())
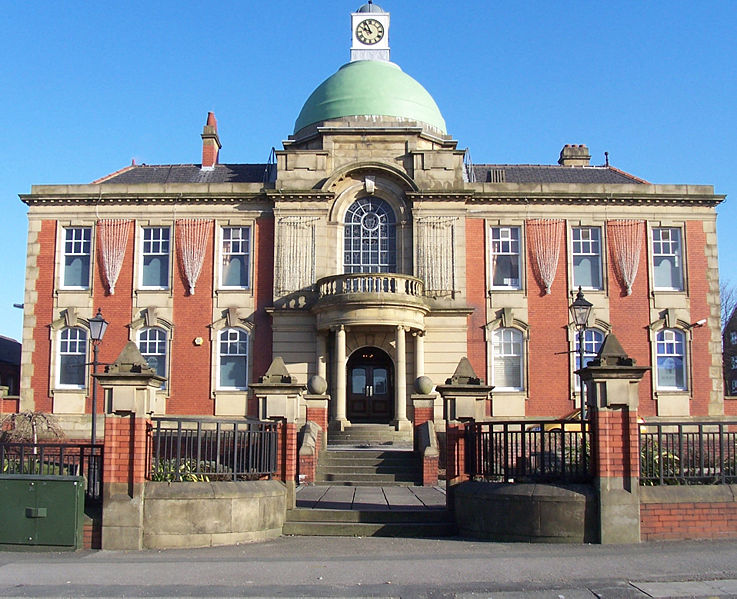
top-left (150, 416), bottom-right (279, 482)
top-left (640, 421), bottom-right (737, 485)
top-left (0, 442), bottom-right (103, 501)
top-left (465, 420), bottom-right (592, 483)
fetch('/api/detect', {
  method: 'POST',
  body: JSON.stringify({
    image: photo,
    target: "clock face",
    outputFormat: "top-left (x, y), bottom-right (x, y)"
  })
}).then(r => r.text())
top-left (356, 18), bottom-right (384, 45)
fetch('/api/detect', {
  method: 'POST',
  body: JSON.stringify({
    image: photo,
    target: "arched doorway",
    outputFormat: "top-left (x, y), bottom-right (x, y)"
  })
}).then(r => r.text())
top-left (347, 346), bottom-right (394, 423)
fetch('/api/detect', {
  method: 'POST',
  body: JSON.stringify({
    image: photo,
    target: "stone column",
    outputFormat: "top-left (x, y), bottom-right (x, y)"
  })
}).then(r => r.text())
top-left (394, 325), bottom-right (410, 431)
top-left (316, 332), bottom-right (327, 381)
top-left (332, 325), bottom-right (349, 430)
top-left (579, 334), bottom-right (649, 544)
top-left (414, 331), bottom-right (425, 379)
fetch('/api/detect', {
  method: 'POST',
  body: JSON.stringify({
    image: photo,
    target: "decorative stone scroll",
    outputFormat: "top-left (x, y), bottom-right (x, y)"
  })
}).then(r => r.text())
top-left (526, 219), bottom-right (564, 294)
top-left (176, 219), bottom-right (212, 295)
top-left (608, 220), bottom-right (644, 296)
top-left (416, 216), bottom-right (457, 296)
top-left (275, 216), bottom-right (318, 295)
top-left (97, 219), bottom-right (131, 295)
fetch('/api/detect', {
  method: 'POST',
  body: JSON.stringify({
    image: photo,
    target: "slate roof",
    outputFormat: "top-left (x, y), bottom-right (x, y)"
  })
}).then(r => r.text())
top-left (0, 336), bottom-right (21, 366)
top-left (95, 164), bottom-right (270, 185)
top-left (472, 165), bottom-right (647, 185)
top-left (94, 162), bottom-right (647, 186)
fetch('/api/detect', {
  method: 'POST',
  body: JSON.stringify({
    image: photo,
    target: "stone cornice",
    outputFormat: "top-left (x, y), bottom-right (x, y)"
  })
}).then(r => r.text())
top-left (266, 190), bottom-right (335, 202)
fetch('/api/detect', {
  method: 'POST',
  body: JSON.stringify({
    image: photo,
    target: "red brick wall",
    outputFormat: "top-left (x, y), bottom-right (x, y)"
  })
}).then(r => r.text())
top-left (276, 421), bottom-right (297, 483)
top-left (526, 222), bottom-right (570, 416)
top-left (30, 220), bottom-right (57, 412)
top-left (92, 221), bottom-right (134, 415)
top-left (465, 218), bottom-right (487, 382)
top-left (641, 502), bottom-right (737, 541)
top-left (169, 221), bottom-right (215, 415)
top-left (446, 421), bottom-right (468, 485)
top-left (686, 221), bottom-right (711, 415)
top-left (251, 214), bottom-right (274, 417)
top-left (306, 406), bottom-right (328, 434)
top-left (607, 221), bottom-right (653, 415)
top-left (413, 406), bottom-right (434, 429)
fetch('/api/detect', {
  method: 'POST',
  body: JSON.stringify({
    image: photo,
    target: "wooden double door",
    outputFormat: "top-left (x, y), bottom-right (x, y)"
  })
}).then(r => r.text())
top-left (347, 347), bottom-right (394, 423)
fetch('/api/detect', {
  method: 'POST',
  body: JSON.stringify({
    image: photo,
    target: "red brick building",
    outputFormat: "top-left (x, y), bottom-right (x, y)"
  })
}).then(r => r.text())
top-left (17, 2), bottom-right (726, 441)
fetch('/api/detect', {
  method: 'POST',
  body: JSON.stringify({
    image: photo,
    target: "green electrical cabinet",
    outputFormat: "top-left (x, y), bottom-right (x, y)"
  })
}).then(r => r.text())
top-left (0, 475), bottom-right (85, 550)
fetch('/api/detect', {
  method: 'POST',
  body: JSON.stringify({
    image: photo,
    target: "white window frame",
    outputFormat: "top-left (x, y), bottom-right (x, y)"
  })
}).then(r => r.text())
top-left (56, 327), bottom-right (87, 389)
top-left (571, 226), bottom-right (602, 290)
top-left (490, 327), bottom-right (524, 391)
top-left (61, 227), bottom-right (92, 290)
top-left (139, 226), bottom-right (171, 290)
top-left (489, 226), bottom-right (522, 290)
top-left (651, 227), bottom-right (684, 292)
top-left (655, 328), bottom-right (688, 391)
top-left (137, 327), bottom-right (168, 388)
top-left (217, 328), bottom-right (249, 390)
top-left (219, 226), bottom-right (251, 289)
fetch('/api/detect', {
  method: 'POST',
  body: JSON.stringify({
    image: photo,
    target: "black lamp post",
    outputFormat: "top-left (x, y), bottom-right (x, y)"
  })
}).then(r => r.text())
top-left (569, 287), bottom-right (593, 421)
top-left (88, 308), bottom-right (109, 445)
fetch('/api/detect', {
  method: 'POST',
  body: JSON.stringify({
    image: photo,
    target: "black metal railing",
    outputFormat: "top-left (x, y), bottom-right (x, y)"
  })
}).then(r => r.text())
top-left (465, 420), bottom-right (592, 483)
top-left (640, 421), bottom-right (737, 485)
top-left (0, 442), bottom-right (103, 501)
top-left (150, 416), bottom-right (279, 482)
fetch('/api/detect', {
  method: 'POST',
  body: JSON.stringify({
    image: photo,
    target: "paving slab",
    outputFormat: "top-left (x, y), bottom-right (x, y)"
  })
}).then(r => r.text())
top-left (352, 487), bottom-right (390, 510)
top-left (631, 578), bottom-right (737, 597)
top-left (312, 486), bottom-right (356, 509)
top-left (381, 486), bottom-right (425, 510)
top-left (408, 486), bottom-right (447, 508)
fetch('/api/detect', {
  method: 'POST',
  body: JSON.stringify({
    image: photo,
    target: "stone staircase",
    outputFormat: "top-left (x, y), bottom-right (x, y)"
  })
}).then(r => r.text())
top-left (326, 423), bottom-right (413, 449)
top-left (315, 449), bottom-right (420, 486)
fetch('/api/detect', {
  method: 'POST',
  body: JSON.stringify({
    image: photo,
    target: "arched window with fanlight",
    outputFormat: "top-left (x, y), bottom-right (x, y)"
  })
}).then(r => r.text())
top-left (343, 197), bottom-right (396, 273)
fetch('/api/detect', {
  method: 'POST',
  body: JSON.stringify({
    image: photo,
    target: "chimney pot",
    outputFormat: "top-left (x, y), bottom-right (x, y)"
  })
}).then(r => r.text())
top-left (558, 143), bottom-right (591, 167)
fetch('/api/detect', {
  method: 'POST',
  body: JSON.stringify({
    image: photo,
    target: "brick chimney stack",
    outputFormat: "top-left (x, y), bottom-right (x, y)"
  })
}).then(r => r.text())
top-left (558, 144), bottom-right (591, 167)
top-left (201, 112), bottom-right (221, 169)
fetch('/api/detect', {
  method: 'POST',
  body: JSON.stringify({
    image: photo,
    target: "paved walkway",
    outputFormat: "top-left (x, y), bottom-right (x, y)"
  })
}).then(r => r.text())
top-left (295, 485), bottom-right (447, 510)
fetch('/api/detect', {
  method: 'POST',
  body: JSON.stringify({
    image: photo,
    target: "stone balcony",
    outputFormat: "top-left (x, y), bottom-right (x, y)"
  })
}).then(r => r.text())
top-left (311, 273), bottom-right (430, 330)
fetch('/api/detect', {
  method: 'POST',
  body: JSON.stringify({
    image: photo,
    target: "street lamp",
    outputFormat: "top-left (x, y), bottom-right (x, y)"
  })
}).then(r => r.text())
top-left (89, 308), bottom-right (108, 445)
top-left (569, 287), bottom-right (593, 421)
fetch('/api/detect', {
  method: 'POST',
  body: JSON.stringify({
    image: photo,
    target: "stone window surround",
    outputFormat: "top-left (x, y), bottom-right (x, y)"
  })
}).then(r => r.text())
top-left (55, 220), bottom-right (96, 294)
top-left (137, 224), bottom-right (172, 291)
top-left (216, 221), bottom-right (255, 293)
top-left (648, 223), bottom-right (688, 294)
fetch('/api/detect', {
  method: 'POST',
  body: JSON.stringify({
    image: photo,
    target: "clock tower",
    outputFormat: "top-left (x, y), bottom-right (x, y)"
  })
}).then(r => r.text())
top-left (350, 1), bottom-right (390, 62)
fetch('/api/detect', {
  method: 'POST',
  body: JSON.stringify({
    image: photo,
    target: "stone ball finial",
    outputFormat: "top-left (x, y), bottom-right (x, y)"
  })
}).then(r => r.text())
top-left (308, 375), bottom-right (328, 395)
top-left (414, 376), bottom-right (434, 395)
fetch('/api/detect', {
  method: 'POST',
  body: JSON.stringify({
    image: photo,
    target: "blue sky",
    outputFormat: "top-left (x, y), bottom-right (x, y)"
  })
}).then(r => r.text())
top-left (1, 1), bottom-right (735, 341)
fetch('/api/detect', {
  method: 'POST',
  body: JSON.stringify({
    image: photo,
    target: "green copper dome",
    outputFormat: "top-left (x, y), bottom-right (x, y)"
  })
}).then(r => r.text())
top-left (294, 61), bottom-right (447, 135)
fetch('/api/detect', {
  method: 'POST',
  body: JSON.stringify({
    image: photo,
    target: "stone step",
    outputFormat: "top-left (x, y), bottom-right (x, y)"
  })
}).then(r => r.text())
top-left (322, 449), bottom-right (416, 460)
top-left (282, 520), bottom-right (456, 537)
top-left (319, 454), bottom-right (417, 466)
top-left (316, 464), bottom-right (419, 475)
top-left (315, 472), bottom-right (419, 487)
top-left (286, 508), bottom-right (451, 523)
top-left (312, 480), bottom-right (418, 487)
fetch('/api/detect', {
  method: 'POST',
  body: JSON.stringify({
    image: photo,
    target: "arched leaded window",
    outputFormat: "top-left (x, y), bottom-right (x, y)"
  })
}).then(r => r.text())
top-left (343, 197), bottom-right (396, 273)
